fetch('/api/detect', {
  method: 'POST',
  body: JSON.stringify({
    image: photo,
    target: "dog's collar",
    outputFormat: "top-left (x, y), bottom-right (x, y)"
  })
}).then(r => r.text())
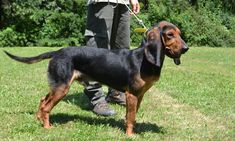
top-left (142, 27), bottom-right (152, 44)
top-left (143, 27), bottom-right (163, 43)
top-left (141, 34), bottom-right (147, 47)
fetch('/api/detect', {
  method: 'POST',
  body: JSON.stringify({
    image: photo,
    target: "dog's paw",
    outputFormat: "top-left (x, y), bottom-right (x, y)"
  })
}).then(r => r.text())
top-left (43, 124), bottom-right (52, 129)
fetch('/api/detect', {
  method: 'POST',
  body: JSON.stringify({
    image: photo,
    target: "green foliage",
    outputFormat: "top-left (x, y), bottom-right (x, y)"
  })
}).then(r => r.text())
top-left (0, 0), bottom-right (235, 47)
top-left (0, 0), bottom-right (86, 47)
top-left (0, 27), bottom-right (18, 47)
top-left (130, 13), bottom-right (151, 47)
top-left (147, 0), bottom-right (235, 47)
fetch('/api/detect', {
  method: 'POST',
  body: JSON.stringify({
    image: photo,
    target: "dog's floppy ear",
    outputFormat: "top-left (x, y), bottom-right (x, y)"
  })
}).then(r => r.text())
top-left (144, 27), bottom-right (163, 67)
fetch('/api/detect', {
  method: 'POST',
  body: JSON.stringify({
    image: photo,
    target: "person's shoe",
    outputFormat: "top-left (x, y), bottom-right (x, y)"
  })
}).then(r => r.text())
top-left (106, 89), bottom-right (126, 106)
top-left (92, 101), bottom-right (116, 116)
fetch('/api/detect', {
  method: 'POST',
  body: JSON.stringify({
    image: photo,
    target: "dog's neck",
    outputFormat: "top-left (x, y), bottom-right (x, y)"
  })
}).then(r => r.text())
top-left (142, 54), bottom-right (164, 76)
top-left (132, 47), bottom-right (165, 77)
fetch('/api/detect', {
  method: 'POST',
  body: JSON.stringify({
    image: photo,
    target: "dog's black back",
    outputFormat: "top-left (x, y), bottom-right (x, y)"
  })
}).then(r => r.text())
top-left (5, 46), bottom-right (155, 92)
top-left (49, 46), bottom-right (148, 91)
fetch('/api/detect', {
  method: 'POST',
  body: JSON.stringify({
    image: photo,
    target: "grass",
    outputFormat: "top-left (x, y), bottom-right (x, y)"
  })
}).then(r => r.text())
top-left (0, 47), bottom-right (234, 141)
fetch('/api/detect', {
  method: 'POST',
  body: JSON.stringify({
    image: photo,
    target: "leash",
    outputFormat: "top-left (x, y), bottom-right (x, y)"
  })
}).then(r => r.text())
top-left (120, 0), bottom-right (148, 33)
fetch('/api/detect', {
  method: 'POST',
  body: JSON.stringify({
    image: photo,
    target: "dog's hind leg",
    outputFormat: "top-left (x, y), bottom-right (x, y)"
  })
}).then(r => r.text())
top-left (36, 58), bottom-right (80, 128)
top-left (36, 68), bottom-right (79, 128)
top-left (36, 84), bottom-right (70, 128)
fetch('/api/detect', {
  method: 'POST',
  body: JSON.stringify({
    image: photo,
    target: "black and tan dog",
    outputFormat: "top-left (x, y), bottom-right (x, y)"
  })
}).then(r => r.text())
top-left (4, 21), bottom-right (188, 136)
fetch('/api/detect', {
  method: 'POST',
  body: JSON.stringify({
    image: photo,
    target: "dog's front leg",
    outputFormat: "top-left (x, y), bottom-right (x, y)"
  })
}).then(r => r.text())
top-left (125, 91), bottom-right (138, 137)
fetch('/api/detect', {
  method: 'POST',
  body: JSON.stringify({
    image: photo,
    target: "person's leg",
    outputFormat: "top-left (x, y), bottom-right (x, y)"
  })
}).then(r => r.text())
top-left (106, 87), bottom-right (126, 106)
top-left (110, 4), bottom-right (130, 49)
top-left (84, 3), bottom-right (116, 116)
top-left (106, 4), bottom-right (130, 106)
top-left (85, 3), bottom-right (115, 49)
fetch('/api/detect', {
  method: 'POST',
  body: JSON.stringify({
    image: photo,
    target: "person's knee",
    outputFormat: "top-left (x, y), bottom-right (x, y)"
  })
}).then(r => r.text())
top-left (86, 36), bottom-right (97, 47)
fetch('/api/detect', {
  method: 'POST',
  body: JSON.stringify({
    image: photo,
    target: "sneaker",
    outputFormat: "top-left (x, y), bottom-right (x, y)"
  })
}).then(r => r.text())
top-left (92, 101), bottom-right (116, 116)
top-left (106, 89), bottom-right (126, 106)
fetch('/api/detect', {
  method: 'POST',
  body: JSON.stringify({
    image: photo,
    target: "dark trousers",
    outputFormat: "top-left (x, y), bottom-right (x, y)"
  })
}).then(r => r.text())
top-left (84, 2), bottom-right (130, 105)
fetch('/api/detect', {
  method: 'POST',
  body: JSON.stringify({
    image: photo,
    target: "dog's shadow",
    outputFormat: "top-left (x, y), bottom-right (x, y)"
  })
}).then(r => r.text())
top-left (63, 92), bottom-right (91, 110)
top-left (49, 93), bottom-right (165, 134)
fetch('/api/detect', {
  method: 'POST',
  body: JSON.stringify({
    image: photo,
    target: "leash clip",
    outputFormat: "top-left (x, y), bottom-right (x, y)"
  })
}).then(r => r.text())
top-left (120, 0), bottom-right (148, 33)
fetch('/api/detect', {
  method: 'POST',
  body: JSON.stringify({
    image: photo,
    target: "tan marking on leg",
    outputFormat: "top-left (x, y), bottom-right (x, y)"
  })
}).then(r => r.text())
top-left (36, 84), bottom-right (70, 128)
top-left (136, 82), bottom-right (154, 111)
top-left (68, 70), bottom-right (80, 85)
top-left (125, 91), bottom-right (138, 137)
top-left (137, 93), bottom-right (144, 112)
top-left (133, 74), bottom-right (145, 90)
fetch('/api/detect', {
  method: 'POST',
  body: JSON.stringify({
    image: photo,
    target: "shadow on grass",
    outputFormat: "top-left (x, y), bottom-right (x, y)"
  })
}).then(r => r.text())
top-left (50, 113), bottom-right (165, 134)
top-left (52, 93), bottom-right (165, 134)
top-left (63, 92), bottom-right (90, 110)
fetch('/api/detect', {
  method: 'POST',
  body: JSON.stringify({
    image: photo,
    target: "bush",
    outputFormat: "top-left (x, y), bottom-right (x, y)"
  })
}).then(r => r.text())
top-left (0, 0), bottom-right (86, 47)
top-left (0, 27), bottom-right (28, 47)
top-left (147, 0), bottom-right (235, 47)
top-left (0, 0), bottom-right (235, 47)
top-left (130, 13), bottom-right (151, 47)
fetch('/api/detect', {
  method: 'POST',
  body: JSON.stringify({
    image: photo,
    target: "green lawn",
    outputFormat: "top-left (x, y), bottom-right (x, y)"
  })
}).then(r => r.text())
top-left (0, 47), bottom-right (234, 141)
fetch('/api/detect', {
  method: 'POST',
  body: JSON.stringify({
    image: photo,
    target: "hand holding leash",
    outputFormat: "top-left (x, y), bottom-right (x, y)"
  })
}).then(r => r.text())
top-left (130, 0), bottom-right (140, 14)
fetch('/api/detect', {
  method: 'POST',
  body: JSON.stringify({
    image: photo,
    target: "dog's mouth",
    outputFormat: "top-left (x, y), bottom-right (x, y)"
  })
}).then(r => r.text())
top-left (165, 47), bottom-right (182, 65)
top-left (173, 58), bottom-right (181, 65)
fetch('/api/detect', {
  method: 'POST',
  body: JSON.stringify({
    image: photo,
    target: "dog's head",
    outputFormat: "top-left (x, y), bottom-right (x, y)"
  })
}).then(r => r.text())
top-left (143, 21), bottom-right (189, 66)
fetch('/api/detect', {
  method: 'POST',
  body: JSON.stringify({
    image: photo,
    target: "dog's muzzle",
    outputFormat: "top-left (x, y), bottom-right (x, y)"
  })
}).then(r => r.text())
top-left (182, 45), bottom-right (189, 54)
top-left (173, 45), bottom-right (189, 65)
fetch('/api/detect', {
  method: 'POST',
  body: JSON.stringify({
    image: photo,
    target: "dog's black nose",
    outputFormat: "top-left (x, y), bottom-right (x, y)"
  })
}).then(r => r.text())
top-left (182, 45), bottom-right (189, 54)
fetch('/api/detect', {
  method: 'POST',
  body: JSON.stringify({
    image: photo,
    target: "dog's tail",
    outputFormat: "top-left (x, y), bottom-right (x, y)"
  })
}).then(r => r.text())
top-left (4, 50), bottom-right (57, 64)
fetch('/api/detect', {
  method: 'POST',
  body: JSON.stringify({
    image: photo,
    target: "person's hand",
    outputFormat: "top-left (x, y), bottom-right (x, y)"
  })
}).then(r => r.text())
top-left (130, 0), bottom-right (140, 14)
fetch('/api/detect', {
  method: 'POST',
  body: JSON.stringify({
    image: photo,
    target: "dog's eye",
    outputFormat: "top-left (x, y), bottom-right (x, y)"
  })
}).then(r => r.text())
top-left (167, 32), bottom-right (174, 38)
